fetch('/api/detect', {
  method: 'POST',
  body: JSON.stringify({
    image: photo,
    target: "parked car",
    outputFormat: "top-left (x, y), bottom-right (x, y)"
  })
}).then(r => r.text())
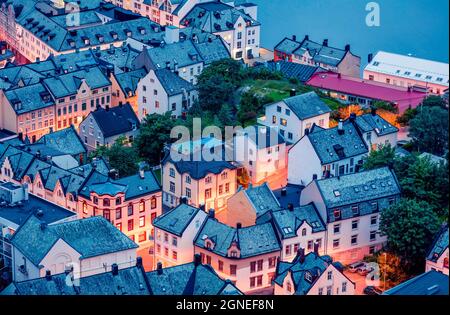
top-left (347, 261), bottom-right (365, 273)
top-left (363, 286), bottom-right (383, 295)
top-left (357, 265), bottom-right (374, 276)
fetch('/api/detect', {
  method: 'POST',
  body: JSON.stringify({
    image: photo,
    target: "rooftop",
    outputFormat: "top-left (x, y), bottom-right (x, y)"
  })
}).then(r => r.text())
top-left (307, 72), bottom-right (428, 113)
top-left (280, 91), bottom-right (332, 120)
top-left (244, 183), bottom-right (281, 217)
top-left (11, 215), bottom-right (138, 267)
top-left (90, 103), bottom-right (140, 138)
top-left (383, 270), bottom-right (449, 295)
top-left (426, 224), bottom-right (449, 263)
top-left (153, 203), bottom-right (203, 236)
top-left (354, 113), bottom-right (399, 136)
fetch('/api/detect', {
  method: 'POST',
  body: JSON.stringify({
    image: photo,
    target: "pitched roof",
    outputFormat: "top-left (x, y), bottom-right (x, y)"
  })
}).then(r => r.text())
top-left (242, 125), bottom-right (286, 149)
top-left (426, 224), bottom-right (449, 262)
top-left (306, 72), bottom-right (427, 113)
top-left (306, 120), bottom-right (368, 165)
top-left (36, 126), bottom-right (87, 156)
top-left (244, 183), bottom-right (281, 217)
top-left (281, 91), bottom-right (331, 120)
top-left (153, 203), bottom-right (203, 236)
top-left (11, 216), bottom-right (138, 267)
top-left (4, 83), bottom-right (55, 114)
top-left (354, 113), bottom-right (398, 136)
top-left (90, 103), bottom-right (140, 138)
top-left (271, 203), bottom-right (326, 239)
top-left (315, 167), bottom-right (401, 221)
top-left (7, 266), bottom-right (150, 295)
top-left (194, 219), bottom-right (281, 258)
top-left (115, 68), bottom-right (147, 96)
top-left (260, 60), bottom-right (323, 83)
top-left (146, 262), bottom-right (242, 295)
top-left (365, 51), bottom-right (449, 88)
top-left (274, 251), bottom-right (336, 295)
top-left (154, 68), bottom-right (196, 96)
top-left (274, 38), bottom-right (302, 55)
top-left (383, 271), bottom-right (449, 295)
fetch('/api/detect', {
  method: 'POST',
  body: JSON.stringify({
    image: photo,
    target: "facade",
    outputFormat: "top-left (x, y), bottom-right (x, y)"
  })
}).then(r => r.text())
top-left (234, 126), bottom-right (287, 188)
top-left (224, 183), bottom-right (281, 228)
top-left (153, 203), bottom-right (208, 268)
top-left (0, 41), bottom-right (14, 68)
top-left (352, 112), bottom-right (398, 151)
top-left (194, 216), bottom-right (281, 293)
top-left (288, 119), bottom-right (368, 186)
top-left (425, 224), bottom-right (449, 275)
top-left (79, 103), bottom-right (140, 151)
top-left (274, 35), bottom-right (361, 77)
top-left (180, 1), bottom-right (260, 61)
top-left (10, 215), bottom-right (138, 282)
top-left (161, 145), bottom-right (238, 212)
top-left (364, 51), bottom-right (449, 95)
top-left (258, 91), bottom-right (331, 144)
top-left (274, 249), bottom-right (354, 295)
top-left (300, 167), bottom-right (401, 264)
top-left (0, 181), bottom-right (77, 270)
top-left (306, 71), bottom-right (428, 113)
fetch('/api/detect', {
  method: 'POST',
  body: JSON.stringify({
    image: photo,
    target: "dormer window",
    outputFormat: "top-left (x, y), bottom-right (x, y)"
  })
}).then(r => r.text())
top-left (305, 272), bottom-right (313, 282)
top-left (138, 27), bottom-right (146, 35)
top-left (230, 251), bottom-right (238, 258)
top-left (333, 209), bottom-right (341, 220)
top-left (124, 29), bottom-right (132, 37)
top-left (110, 31), bottom-right (118, 40)
top-left (96, 34), bottom-right (104, 43)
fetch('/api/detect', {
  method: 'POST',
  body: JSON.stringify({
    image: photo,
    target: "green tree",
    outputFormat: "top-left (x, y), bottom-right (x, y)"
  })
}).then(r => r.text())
top-left (372, 101), bottom-right (398, 114)
top-left (409, 106), bottom-right (449, 155)
top-left (237, 91), bottom-right (262, 126)
top-left (134, 113), bottom-right (179, 165)
top-left (198, 58), bottom-right (243, 86)
top-left (380, 199), bottom-right (441, 271)
top-left (89, 136), bottom-right (139, 178)
top-left (421, 95), bottom-right (447, 108)
top-left (197, 74), bottom-right (235, 113)
top-left (363, 144), bottom-right (396, 170)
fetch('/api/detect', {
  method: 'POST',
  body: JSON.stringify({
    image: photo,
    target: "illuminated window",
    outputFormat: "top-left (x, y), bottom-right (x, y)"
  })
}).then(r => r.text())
top-left (139, 216), bottom-right (145, 228)
top-left (139, 200), bottom-right (145, 212)
top-left (151, 197), bottom-right (157, 209)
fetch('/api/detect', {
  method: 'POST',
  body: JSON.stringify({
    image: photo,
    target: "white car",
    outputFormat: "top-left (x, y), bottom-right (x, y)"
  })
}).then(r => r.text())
top-left (347, 261), bottom-right (366, 273)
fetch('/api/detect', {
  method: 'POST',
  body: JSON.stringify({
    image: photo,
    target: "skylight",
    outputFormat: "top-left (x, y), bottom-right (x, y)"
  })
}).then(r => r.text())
top-left (333, 190), bottom-right (341, 197)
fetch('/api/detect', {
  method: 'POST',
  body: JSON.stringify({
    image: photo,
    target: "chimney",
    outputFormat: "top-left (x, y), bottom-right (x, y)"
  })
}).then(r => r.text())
top-left (156, 262), bottom-right (163, 275)
top-left (323, 39), bottom-right (328, 47)
top-left (297, 248), bottom-right (305, 264)
top-left (290, 89), bottom-right (296, 97)
top-left (313, 242), bottom-right (319, 255)
top-left (280, 188), bottom-right (287, 196)
top-left (287, 203), bottom-right (294, 211)
top-left (337, 73), bottom-right (342, 79)
top-left (180, 196), bottom-right (187, 204)
top-left (208, 209), bottom-right (215, 219)
top-left (136, 256), bottom-right (143, 268)
top-left (111, 263), bottom-right (119, 276)
top-left (199, 203), bottom-right (205, 212)
top-left (371, 107), bottom-right (377, 116)
top-left (304, 35), bottom-right (309, 41)
top-left (105, 105), bottom-right (110, 111)
top-left (312, 174), bottom-right (318, 181)
top-left (194, 253), bottom-right (201, 267)
top-left (368, 53), bottom-right (373, 63)
top-left (292, 35), bottom-right (297, 42)
top-left (45, 270), bottom-right (52, 281)
top-left (36, 150), bottom-right (41, 159)
top-left (18, 132), bottom-right (23, 141)
top-left (337, 120), bottom-right (344, 135)
top-left (305, 128), bottom-right (310, 136)
top-left (139, 169), bottom-right (145, 179)
top-left (345, 44), bottom-right (350, 52)
top-left (349, 113), bottom-right (357, 122)
top-left (40, 222), bottom-right (47, 230)
top-left (236, 222), bottom-right (242, 229)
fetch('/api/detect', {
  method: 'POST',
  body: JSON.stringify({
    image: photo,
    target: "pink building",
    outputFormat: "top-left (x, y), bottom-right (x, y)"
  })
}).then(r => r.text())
top-left (364, 51), bottom-right (449, 95)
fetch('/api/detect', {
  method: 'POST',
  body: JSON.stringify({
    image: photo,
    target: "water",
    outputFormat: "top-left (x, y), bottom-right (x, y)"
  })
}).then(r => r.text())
top-left (253, 0), bottom-right (449, 67)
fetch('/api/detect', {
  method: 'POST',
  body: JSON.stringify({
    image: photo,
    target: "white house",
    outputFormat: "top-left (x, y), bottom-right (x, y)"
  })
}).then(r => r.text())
top-left (10, 215), bottom-right (138, 282)
top-left (153, 202), bottom-right (208, 268)
top-left (234, 125), bottom-right (288, 189)
top-left (258, 91), bottom-right (331, 144)
top-left (137, 68), bottom-right (197, 120)
top-left (426, 224), bottom-right (449, 275)
top-left (287, 119), bottom-right (368, 186)
top-left (299, 167), bottom-right (401, 264)
top-left (274, 249), bottom-right (355, 295)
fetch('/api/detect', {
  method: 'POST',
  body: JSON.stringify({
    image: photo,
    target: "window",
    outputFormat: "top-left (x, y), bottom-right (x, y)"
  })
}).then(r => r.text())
top-left (82, 202), bottom-right (88, 215)
top-left (250, 277), bottom-right (256, 289)
top-left (288, 132), bottom-right (293, 140)
top-left (352, 220), bottom-right (358, 230)
top-left (218, 260), bottom-right (224, 272)
top-left (103, 198), bottom-right (110, 207)
top-left (276, 106), bottom-right (281, 113)
top-left (342, 282), bottom-right (347, 293)
top-left (169, 182), bottom-right (175, 193)
top-left (186, 176), bottom-right (191, 184)
top-left (205, 188), bottom-right (212, 199)
top-left (172, 237), bottom-right (178, 247)
top-left (351, 205), bottom-right (359, 216)
top-left (172, 251), bottom-right (178, 260)
top-left (230, 265), bottom-right (237, 276)
top-left (285, 245), bottom-right (292, 256)
top-left (307, 240), bottom-right (313, 250)
top-left (128, 204), bottom-right (133, 216)
top-left (333, 209), bottom-right (341, 220)
top-left (370, 215), bottom-right (378, 225)
top-left (103, 209), bottom-right (110, 221)
top-left (139, 200), bottom-right (145, 213)
top-left (333, 239), bottom-right (340, 248)
top-left (116, 208), bottom-right (122, 220)
top-left (371, 202), bottom-right (378, 211)
top-left (169, 168), bottom-right (175, 178)
top-left (302, 228), bottom-right (307, 236)
top-left (250, 261), bottom-right (256, 273)
top-left (186, 188), bottom-right (191, 198)
top-left (351, 235), bottom-right (358, 245)
top-left (388, 197), bottom-right (395, 205)
top-left (280, 118), bottom-right (287, 126)
top-left (369, 246), bottom-right (376, 255)
top-left (139, 216), bottom-right (145, 228)
top-left (128, 219), bottom-right (134, 231)
top-left (257, 260), bottom-right (263, 272)
top-left (269, 257), bottom-right (277, 268)
top-left (370, 231), bottom-right (377, 241)
top-left (205, 176), bottom-right (212, 184)
top-left (151, 197), bottom-right (157, 209)
top-left (116, 223), bottom-right (122, 231)
top-left (318, 288), bottom-right (323, 295)
top-left (272, 115), bottom-right (276, 124)
top-left (333, 223), bottom-right (340, 234)
top-left (139, 231), bottom-right (147, 243)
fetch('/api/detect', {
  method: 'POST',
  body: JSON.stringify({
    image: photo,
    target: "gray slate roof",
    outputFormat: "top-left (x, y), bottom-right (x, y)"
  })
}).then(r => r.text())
top-left (427, 224), bottom-right (449, 262)
top-left (194, 218), bottom-right (281, 258)
top-left (36, 126), bottom-right (87, 157)
top-left (90, 103), bottom-right (140, 138)
top-left (244, 183), bottom-right (281, 217)
top-left (307, 120), bottom-right (368, 165)
top-left (274, 251), bottom-right (335, 295)
top-left (282, 92), bottom-right (331, 120)
top-left (11, 215), bottom-right (138, 267)
top-left (154, 68), bottom-right (196, 96)
top-left (271, 203), bottom-right (326, 239)
top-left (260, 60), bottom-right (324, 83)
top-left (146, 262), bottom-right (242, 295)
top-left (6, 266), bottom-right (150, 295)
top-left (115, 68), bottom-right (147, 96)
top-left (4, 83), bottom-right (55, 114)
top-left (383, 271), bottom-right (449, 295)
top-left (316, 167), bottom-right (401, 208)
top-left (354, 113), bottom-right (398, 136)
top-left (153, 203), bottom-right (202, 236)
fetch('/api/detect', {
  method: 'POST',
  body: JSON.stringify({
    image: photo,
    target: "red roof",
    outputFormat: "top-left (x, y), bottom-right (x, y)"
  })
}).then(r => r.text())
top-left (306, 72), bottom-right (427, 113)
